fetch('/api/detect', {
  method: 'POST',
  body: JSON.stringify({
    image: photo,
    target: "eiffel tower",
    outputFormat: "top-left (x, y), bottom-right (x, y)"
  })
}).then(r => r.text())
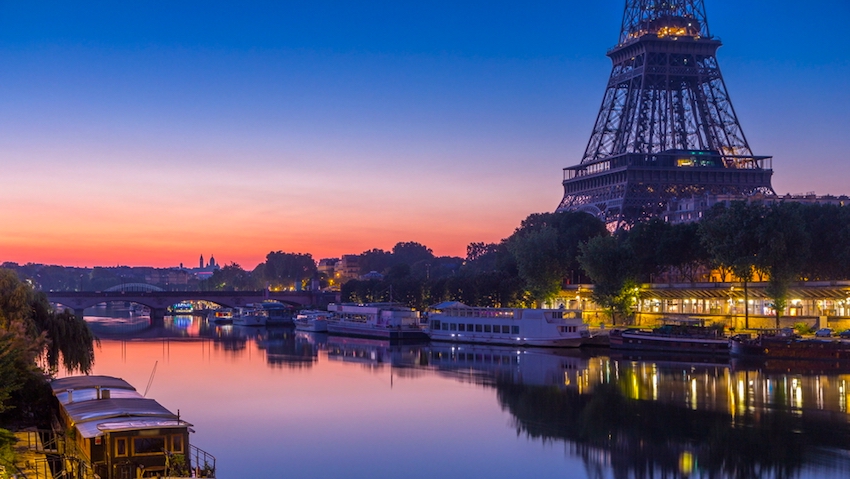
top-left (557, 0), bottom-right (774, 227)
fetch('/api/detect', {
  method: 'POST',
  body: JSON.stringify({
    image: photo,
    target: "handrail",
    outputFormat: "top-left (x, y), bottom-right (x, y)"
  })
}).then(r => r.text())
top-left (188, 444), bottom-right (216, 478)
top-left (13, 430), bottom-right (100, 479)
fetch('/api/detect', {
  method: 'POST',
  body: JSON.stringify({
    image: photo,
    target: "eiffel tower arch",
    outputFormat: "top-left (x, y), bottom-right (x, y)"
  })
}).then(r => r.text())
top-left (557, 0), bottom-right (774, 227)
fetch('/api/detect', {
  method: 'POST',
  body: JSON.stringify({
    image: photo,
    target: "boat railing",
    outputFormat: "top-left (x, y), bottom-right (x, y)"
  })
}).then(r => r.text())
top-left (188, 444), bottom-right (216, 478)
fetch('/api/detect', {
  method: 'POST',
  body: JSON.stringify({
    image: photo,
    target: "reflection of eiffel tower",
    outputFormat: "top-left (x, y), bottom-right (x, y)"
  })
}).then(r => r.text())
top-left (557, 0), bottom-right (774, 227)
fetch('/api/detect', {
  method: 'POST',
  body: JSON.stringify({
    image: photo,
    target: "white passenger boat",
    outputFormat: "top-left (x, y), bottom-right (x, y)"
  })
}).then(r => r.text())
top-left (427, 303), bottom-right (588, 347)
top-left (232, 305), bottom-right (268, 327)
top-left (326, 303), bottom-right (428, 340)
top-left (208, 308), bottom-right (234, 325)
top-left (294, 310), bottom-right (329, 332)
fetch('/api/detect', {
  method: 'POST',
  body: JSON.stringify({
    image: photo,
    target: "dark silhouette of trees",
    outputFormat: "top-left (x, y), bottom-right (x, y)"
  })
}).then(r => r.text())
top-left (505, 212), bottom-right (608, 305)
top-left (256, 251), bottom-right (318, 289)
top-left (577, 235), bottom-right (639, 323)
top-left (0, 268), bottom-right (96, 426)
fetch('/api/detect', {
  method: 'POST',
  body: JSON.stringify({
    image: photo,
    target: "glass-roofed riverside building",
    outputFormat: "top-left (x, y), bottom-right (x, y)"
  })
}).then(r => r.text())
top-left (50, 375), bottom-right (215, 478)
top-left (559, 281), bottom-right (850, 332)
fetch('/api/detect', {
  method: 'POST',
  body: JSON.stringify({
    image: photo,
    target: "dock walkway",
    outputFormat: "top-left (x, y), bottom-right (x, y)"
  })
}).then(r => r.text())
top-left (11, 430), bottom-right (97, 479)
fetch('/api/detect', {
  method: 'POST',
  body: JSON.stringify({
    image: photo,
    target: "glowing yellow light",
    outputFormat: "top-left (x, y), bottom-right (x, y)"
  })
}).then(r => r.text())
top-left (679, 451), bottom-right (695, 475)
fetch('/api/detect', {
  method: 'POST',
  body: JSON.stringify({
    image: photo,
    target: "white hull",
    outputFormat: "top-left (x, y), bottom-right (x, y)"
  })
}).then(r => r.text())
top-left (427, 306), bottom-right (587, 348)
top-left (295, 319), bottom-right (328, 332)
top-left (233, 314), bottom-right (267, 327)
top-left (326, 321), bottom-right (428, 340)
top-left (428, 331), bottom-right (584, 348)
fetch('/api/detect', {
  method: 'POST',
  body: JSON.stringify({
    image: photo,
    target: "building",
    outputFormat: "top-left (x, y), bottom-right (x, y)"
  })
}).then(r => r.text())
top-left (333, 255), bottom-right (361, 283)
top-left (663, 193), bottom-right (850, 224)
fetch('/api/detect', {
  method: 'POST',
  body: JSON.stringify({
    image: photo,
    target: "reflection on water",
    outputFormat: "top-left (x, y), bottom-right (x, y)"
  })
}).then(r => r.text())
top-left (84, 315), bottom-right (850, 479)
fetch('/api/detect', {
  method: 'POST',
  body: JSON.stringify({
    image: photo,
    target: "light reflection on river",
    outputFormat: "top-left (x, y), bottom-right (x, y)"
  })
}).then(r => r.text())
top-left (77, 308), bottom-right (850, 479)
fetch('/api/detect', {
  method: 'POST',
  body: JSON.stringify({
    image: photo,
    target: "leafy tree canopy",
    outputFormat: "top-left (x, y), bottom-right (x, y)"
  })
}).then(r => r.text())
top-left (0, 268), bottom-right (96, 420)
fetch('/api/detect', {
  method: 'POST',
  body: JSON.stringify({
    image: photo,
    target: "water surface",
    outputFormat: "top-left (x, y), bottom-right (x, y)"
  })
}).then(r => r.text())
top-left (79, 311), bottom-right (850, 479)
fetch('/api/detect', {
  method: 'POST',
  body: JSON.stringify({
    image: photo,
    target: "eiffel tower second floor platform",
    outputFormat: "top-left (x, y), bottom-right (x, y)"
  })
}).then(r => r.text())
top-left (557, 0), bottom-right (775, 227)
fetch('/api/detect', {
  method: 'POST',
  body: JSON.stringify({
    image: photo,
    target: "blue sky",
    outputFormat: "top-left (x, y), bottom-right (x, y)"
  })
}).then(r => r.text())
top-left (1, 1), bottom-right (848, 266)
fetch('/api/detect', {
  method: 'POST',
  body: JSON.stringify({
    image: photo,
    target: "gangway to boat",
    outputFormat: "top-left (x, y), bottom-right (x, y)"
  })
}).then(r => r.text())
top-left (12, 429), bottom-right (100, 479)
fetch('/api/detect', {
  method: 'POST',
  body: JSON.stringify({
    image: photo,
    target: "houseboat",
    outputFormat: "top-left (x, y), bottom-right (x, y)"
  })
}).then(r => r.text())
top-left (326, 303), bottom-right (428, 340)
top-left (262, 302), bottom-right (294, 326)
top-left (232, 304), bottom-right (268, 326)
top-left (208, 308), bottom-right (234, 325)
top-left (427, 302), bottom-right (588, 347)
top-left (294, 310), bottom-right (329, 332)
top-left (609, 320), bottom-right (729, 354)
top-left (50, 375), bottom-right (215, 478)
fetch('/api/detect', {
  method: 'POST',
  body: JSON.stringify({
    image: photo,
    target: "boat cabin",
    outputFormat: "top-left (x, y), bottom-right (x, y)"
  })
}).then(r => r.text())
top-left (51, 375), bottom-right (213, 478)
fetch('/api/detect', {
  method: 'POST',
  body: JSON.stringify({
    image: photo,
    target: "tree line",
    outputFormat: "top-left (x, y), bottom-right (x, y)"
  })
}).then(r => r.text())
top-left (580, 202), bottom-right (850, 323)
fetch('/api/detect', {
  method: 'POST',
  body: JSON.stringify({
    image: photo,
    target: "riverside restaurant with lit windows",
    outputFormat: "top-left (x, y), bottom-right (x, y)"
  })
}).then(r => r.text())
top-left (560, 281), bottom-right (850, 330)
top-left (50, 375), bottom-right (215, 478)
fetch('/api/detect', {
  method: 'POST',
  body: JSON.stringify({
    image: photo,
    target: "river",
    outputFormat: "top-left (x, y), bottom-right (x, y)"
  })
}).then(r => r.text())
top-left (74, 308), bottom-right (850, 479)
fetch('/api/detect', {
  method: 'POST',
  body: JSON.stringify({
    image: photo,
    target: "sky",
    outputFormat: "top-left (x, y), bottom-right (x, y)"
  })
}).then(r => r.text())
top-left (1, 0), bottom-right (848, 269)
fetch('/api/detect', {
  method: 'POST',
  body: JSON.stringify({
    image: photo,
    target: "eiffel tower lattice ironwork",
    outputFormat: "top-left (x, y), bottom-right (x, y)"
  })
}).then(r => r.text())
top-left (557, 0), bottom-right (774, 226)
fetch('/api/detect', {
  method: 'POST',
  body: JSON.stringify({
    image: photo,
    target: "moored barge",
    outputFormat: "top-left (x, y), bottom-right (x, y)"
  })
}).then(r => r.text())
top-left (326, 303), bottom-right (429, 341)
top-left (609, 322), bottom-right (729, 355)
top-left (731, 334), bottom-right (850, 361)
top-left (51, 375), bottom-right (215, 478)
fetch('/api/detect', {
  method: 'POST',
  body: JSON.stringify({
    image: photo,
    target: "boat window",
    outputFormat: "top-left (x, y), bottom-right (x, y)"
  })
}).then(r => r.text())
top-left (512, 326), bottom-right (519, 334)
top-left (466, 324), bottom-right (474, 332)
top-left (441, 323), bottom-right (449, 331)
top-left (171, 435), bottom-right (184, 454)
top-left (484, 325), bottom-right (492, 333)
top-left (475, 324), bottom-right (483, 332)
top-left (450, 323), bottom-right (457, 331)
top-left (458, 324), bottom-right (465, 332)
top-left (115, 438), bottom-right (128, 457)
top-left (431, 320), bottom-right (441, 330)
top-left (501, 325), bottom-right (510, 334)
top-left (133, 437), bottom-right (165, 456)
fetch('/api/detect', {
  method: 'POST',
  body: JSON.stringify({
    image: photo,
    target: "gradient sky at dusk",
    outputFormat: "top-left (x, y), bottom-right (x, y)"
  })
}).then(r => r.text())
top-left (2, 1), bottom-right (848, 268)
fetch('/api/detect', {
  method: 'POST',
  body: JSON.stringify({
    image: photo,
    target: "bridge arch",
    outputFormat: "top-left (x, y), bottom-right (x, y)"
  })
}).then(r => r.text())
top-left (104, 283), bottom-right (164, 293)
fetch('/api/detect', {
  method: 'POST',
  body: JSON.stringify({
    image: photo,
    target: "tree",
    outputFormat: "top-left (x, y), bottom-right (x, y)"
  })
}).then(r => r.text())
top-left (699, 202), bottom-right (764, 328)
top-left (577, 235), bottom-right (639, 324)
top-left (699, 202), bottom-right (764, 283)
top-left (758, 203), bottom-right (810, 327)
top-left (258, 251), bottom-right (317, 289)
top-left (202, 263), bottom-right (258, 291)
top-left (0, 268), bottom-right (96, 420)
top-left (657, 222), bottom-right (711, 282)
top-left (506, 212), bottom-right (608, 305)
top-left (358, 249), bottom-right (394, 275)
top-left (622, 218), bottom-right (670, 283)
top-left (391, 242), bottom-right (434, 267)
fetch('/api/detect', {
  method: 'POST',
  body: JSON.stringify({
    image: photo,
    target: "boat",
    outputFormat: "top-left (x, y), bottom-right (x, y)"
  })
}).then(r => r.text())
top-left (325, 303), bottom-right (428, 340)
top-left (731, 332), bottom-right (850, 360)
top-left (609, 319), bottom-right (729, 354)
top-left (262, 302), bottom-right (295, 326)
top-left (208, 308), bottom-right (234, 325)
top-left (294, 310), bottom-right (329, 332)
top-left (172, 301), bottom-right (194, 314)
top-left (232, 305), bottom-right (268, 327)
top-left (50, 375), bottom-right (215, 478)
top-left (426, 302), bottom-right (588, 348)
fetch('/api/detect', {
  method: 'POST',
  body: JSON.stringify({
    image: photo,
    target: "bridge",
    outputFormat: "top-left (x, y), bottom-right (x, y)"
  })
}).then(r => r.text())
top-left (46, 290), bottom-right (340, 325)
